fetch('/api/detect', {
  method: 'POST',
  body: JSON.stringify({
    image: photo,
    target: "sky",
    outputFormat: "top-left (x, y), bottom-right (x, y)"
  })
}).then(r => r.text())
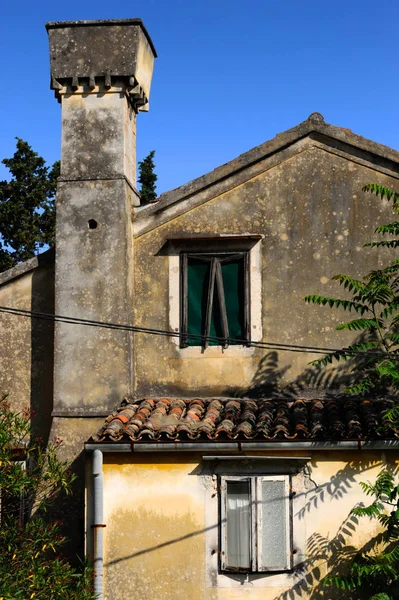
top-left (1, 0), bottom-right (398, 196)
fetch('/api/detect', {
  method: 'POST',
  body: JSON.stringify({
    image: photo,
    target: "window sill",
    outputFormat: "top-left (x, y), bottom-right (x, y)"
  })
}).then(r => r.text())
top-left (176, 345), bottom-right (256, 358)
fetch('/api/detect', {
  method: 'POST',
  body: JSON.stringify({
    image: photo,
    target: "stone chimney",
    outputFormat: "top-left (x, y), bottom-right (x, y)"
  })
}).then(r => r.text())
top-left (46, 20), bottom-right (156, 414)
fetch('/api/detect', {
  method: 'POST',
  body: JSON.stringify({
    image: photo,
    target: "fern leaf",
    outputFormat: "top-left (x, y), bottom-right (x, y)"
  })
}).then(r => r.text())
top-left (365, 240), bottom-right (399, 249)
top-left (376, 360), bottom-right (399, 381)
top-left (380, 303), bottom-right (399, 319)
top-left (336, 318), bottom-right (382, 332)
top-left (363, 183), bottom-right (399, 208)
top-left (383, 404), bottom-right (399, 425)
top-left (375, 222), bottom-right (399, 235)
top-left (304, 295), bottom-right (370, 314)
top-left (322, 574), bottom-right (357, 590)
top-left (347, 341), bottom-right (381, 352)
top-left (331, 274), bottom-right (366, 293)
top-left (344, 378), bottom-right (376, 396)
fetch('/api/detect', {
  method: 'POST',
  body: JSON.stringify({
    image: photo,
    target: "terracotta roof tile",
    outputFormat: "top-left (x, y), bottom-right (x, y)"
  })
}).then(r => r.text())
top-left (91, 397), bottom-right (398, 443)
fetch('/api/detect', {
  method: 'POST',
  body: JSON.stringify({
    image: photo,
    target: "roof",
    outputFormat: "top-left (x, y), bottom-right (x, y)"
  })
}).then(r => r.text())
top-left (137, 112), bottom-right (399, 222)
top-left (91, 397), bottom-right (397, 443)
top-left (0, 248), bottom-right (54, 287)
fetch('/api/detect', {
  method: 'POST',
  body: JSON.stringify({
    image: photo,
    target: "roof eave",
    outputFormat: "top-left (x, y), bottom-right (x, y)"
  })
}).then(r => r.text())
top-left (85, 439), bottom-right (399, 452)
top-left (0, 248), bottom-right (55, 287)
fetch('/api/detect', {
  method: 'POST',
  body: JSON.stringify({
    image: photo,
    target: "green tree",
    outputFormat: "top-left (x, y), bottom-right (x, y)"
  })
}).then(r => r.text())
top-left (304, 184), bottom-right (399, 397)
top-left (138, 149), bottom-right (157, 205)
top-left (0, 397), bottom-right (95, 600)
top-left (322, 469), bottom-right (399, 600)
top-left (304, 184), bottom-right (399, 599)
top-left (0, 138), bottom-right (60, 272)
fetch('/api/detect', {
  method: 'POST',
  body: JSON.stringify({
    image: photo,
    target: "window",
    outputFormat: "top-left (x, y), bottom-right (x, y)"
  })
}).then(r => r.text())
top-left (180, 252), bottom-right (250, 349)
top-left (220, 475), bottom-right (292, 572)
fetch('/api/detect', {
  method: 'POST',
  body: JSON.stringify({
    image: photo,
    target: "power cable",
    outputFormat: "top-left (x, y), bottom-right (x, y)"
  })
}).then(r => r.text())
top-left (1, 305), bottom-right (398, 361)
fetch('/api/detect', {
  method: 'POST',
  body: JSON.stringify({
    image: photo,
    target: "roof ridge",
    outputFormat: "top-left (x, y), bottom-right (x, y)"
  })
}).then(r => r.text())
top-left (135, 112), bottom-right (399, 221)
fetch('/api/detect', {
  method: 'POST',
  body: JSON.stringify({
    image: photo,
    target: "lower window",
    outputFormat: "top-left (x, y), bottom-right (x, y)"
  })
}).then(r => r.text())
top-left (220, 475), bottom-right (292, 572)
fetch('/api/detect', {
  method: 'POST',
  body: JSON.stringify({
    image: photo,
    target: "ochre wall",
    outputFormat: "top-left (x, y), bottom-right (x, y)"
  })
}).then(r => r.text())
top-left (102, 450), bottom-right (394, 600)
top-left (0, 260), bottom-right (54, 443)
top-left (133, 140), bottom-right (399, 398)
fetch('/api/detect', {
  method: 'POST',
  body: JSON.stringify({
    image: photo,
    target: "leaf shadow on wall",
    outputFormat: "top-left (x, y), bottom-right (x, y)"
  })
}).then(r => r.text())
top-left (236, 330), bottom-right (379, 399)
top-left (277, 461), bottom-right (399, 600)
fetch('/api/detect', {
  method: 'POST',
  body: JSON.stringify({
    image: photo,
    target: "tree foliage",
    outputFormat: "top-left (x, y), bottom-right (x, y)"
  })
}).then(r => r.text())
top-left (0, 138), bottom-right (59, 272)
top-left (0, 397), bottom-right (95, 600)
top-left (138, 150), bottom-right (157, 205)
top-left (322, 469), bottom-right (399, 599)
top-left (304, 184), bottom-right (399, 599)
top-left (304, 183), bottom-right (399, 397)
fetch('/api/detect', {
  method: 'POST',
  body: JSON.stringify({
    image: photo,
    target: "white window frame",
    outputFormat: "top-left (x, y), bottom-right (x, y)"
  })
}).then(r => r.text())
top-left (168, 236), bottom-right (262, 357)
top-left (220, 474), bottom-right (292, 573)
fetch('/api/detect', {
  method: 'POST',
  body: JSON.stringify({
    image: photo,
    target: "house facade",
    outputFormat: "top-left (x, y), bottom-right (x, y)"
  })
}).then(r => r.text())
top-left (1, 18), bottom-right (399, 600)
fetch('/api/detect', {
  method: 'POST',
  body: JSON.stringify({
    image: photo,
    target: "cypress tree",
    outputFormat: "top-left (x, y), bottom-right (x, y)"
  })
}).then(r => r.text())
top-left (0, 138), bottom-right (59, 272)
top-left (138, 150), bottom-right (157, 205)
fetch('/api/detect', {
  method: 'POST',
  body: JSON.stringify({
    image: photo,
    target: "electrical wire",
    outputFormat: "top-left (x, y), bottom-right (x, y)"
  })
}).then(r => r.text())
top-left (1, 305), bottom-right (398, 361)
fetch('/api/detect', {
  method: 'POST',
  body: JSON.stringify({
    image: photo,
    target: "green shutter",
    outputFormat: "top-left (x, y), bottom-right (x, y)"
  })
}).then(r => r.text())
top-left (187, 258), bottom-right (209, 345)
top-left (221, 258), bottom-right (245, 343)
top-left (186, 255), bottom-right (245, 346)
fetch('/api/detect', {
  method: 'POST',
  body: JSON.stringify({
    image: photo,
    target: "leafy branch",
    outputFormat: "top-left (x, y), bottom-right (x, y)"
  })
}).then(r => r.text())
top-left (304, 184), bottom-right (399, 396)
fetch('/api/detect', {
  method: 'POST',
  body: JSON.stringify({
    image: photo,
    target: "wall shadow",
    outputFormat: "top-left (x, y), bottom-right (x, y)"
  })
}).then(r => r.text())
top-left (276, 462), bottom-right (399, 600)
top-left (239, 330), bottom-right (380, 400)
top-left (30, 251), bottom-right (55, 447)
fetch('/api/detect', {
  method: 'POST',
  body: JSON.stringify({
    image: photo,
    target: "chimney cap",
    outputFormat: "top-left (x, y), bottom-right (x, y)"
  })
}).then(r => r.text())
top-left (45, 18), bottom-right (157, 57)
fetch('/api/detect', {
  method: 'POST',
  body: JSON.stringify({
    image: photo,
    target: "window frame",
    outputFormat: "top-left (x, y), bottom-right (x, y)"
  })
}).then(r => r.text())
top-left (220, 474), bottom-right (293, 574)
top-left (180, 251), bottom-right (251, 350)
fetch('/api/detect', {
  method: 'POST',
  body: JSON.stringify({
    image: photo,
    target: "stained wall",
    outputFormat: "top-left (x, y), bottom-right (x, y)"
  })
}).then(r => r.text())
top-left (102, 450), bottom-right (393, 600)
top-left (133, 137), bottom-right (399, 398)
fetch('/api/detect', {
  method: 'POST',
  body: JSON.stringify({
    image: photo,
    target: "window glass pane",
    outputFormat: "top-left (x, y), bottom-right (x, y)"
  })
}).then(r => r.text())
top-left (221, 259), bottom-right (245, 342)
top-left (226, 480), bottom-right (251, 569)
top-left (187, 258), bottom-right (209, 345)
top-left (260, 480), bottom-right (289, 570)
top-left (186, 255), bottom-right (245, 346)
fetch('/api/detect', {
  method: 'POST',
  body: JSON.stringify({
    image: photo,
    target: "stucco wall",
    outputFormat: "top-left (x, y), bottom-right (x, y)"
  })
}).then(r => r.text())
top-left (0, 256), bottom-right (55, 442)
top-left (101, 450), bottom-right (394, 600)
top-left (133, 138), bottom-right (399, 398)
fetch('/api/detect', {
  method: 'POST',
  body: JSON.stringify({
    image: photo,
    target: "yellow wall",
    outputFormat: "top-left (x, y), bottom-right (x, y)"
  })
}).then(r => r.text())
top-left (102, 451), bottom-right (394, 600)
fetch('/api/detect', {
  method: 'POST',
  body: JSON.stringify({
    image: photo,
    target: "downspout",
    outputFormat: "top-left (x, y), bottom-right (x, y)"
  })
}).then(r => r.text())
top-left (93, 449), bottom-right (104, 600)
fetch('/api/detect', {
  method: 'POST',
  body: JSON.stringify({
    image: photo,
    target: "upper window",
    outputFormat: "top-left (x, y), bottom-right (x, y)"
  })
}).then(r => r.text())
top-left (220, 475), bottom-right (292, 573)
top-left (180, 252), bottom-right (250, 349)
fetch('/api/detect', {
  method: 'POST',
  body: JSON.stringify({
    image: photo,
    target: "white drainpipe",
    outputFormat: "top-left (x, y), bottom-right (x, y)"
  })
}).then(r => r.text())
top-left (92, 449), bottom-right (104, 600)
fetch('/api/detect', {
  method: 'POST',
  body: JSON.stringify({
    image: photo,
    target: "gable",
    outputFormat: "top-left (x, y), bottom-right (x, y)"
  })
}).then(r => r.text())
top-left (132, 124), bottom-right (399, 399)
top-left (135, 113), bottom-right (399, 238)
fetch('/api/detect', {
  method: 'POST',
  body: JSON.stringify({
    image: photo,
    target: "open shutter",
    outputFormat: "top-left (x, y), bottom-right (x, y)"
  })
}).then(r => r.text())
top-left (221, 477), bottom-right (253, 572)
top-left (256, 475), bottom-right (291, 571)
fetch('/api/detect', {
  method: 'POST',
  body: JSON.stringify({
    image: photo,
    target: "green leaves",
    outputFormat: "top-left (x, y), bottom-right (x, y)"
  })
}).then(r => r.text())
top-left (323, 469), bottom-right (399, 599)
top-left (336, 318), bottom-right (382, 332)
top-left (0, 139), bottom-right (59, 272)
top-left (363, 183), bottom-right (399, 211)
top-left (304, 294), bottom-right (370, 315)
top-left (304, 183), bottom-right (399, 397)
top-left (0, 398), bottom-right (95, 599)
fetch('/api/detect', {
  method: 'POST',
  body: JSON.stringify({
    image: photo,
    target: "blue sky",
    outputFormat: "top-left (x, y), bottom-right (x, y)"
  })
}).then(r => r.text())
top-left (1, 0), bottom-right (398, 195)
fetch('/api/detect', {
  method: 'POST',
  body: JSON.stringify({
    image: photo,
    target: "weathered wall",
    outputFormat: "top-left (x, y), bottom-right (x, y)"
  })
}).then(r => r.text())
top-left (0, 254), bottom-right (55, 442)
top-left (101, 450), bottom-right (394, 600)
top-left (133, 137), bottom-right (399, 398)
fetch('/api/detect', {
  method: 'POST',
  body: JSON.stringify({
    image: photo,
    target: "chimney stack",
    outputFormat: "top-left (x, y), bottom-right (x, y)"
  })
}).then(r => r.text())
top-left (46, 20), bottom-right (156, 413)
